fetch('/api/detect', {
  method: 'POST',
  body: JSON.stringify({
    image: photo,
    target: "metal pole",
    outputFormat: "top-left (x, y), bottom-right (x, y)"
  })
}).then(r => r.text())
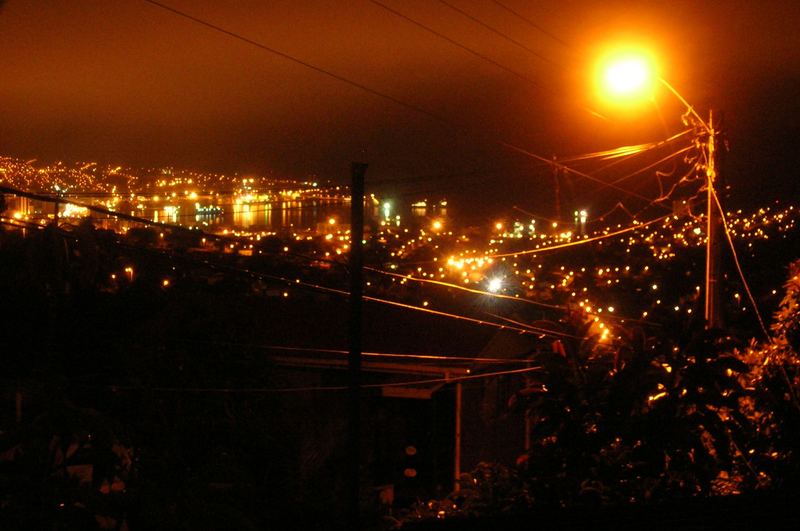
top-left (348, 162), bottom-right (367, 529)
top-left (453, 381), bottom-right (462, 492)
top-left (704, 111), bottom-right (722, 329)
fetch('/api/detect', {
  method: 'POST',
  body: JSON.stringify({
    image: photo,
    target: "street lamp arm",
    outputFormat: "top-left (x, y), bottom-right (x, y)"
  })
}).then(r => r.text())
top-left (657, 77), bottom-right (710, 133)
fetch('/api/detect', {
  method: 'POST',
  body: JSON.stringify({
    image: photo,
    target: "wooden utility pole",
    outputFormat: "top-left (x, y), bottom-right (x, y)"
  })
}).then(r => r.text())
top-left (53, 191), bottom-right (61, 227)
top-left (705, 111), bottom-right (723, 329)
top-left (453, 380), bottom-right (462, 492)
top-left (348, 162), bottom-right (367, 529)
top-left (552, 155), bottom-right (561, 222)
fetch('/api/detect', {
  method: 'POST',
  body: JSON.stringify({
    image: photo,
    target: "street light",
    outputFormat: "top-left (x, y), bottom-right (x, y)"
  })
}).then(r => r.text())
top-left (594, 47), bottom-right (658, 109)
top-left (600, 51), bottom-right (723, 328)
top-left (600, 53), bottom-right (655, 100)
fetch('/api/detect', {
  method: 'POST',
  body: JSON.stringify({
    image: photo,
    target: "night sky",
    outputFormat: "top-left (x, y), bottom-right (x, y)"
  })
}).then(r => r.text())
top-left (1, 0), bottom-right (799, 218)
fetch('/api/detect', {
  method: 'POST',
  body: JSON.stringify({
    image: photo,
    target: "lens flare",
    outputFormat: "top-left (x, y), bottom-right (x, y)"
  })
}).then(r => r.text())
top-left (487, 277), bottom-right (503, 293)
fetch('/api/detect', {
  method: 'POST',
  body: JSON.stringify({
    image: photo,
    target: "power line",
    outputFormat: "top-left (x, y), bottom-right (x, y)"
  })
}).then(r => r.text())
top-left (604, 145), bottom-right (694, 189)
top-left (491, 213), bottom-right (671, 258)
top-left (579, 140), bottom-right (684, 180)
top-left (558, 129), bottom-right (693, 164)
top-left (0, 183), bottom-right (243, 244)
top-left (372, 0), bottom-right (608, 124)
top-left (140, 0), bottom-right (454, 128)
top-left (573, 144), bottom-right (696, 210)
top-left (549, 132), bottom-right (695, 213)
top-left (370, 0), bottom-right (540, 86)
top-left (365, 264), bottom-right (565, 311)
top-left (711, 185), bottom-right (769, 338)
top-left (182, 249), bottom-right (568, 339)
top-left (93, 218), bottom-right (570, 338)
top-left (435, 0), bottom-right (619, 142)
top-left (361, 292), bottom-right (560, 337)
top-left (4, 182), bottom-right (346, 248)
top-left (497, 141), bottom-right (659, 204)
top-left (4, 178), bottom-right (660, 320)
top-left (363, 264), bottom-right (654, 326)
top-left (176, 340), bottom-right (541, 365)
top-left (13, 200), bottom-right (563, 338)
top-left (490, 0), bottom-right (570, 48)
top-left (368, 163), bottom-right (539, 186)
top-left (2, 179), bottom-right (657, 338)
top-left (437, 0), bottom-right (558, 67)
top-left (186, 248), bottom-right (584, 341)
top-left (107, 365), bottom-right (543, 395)
top-left (141, 0), bottom-right (649, 204)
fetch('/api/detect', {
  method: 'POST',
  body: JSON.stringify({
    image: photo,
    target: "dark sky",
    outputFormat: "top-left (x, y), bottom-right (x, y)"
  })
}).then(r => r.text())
top-left (1, 0), bottom-right (799, 217)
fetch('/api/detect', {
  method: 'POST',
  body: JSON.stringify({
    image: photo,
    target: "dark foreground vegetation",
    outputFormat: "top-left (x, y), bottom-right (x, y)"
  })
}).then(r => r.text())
top-left (1, 213), bottom-right (800, 529)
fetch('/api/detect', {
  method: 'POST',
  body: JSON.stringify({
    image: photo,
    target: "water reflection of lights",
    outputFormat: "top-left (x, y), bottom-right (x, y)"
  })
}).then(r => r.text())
top-left (62, 203), bottom-right (89, 218)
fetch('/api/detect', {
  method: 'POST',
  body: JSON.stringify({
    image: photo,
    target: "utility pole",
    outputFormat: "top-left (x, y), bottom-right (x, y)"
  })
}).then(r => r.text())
top-left (453, 379), bottom-right (462, 492)
top-left (53, 190), bottom-right (61, 227)
top-left (348, 162), bottom-right (367, 530)
top-left (704, 111), bottom-right (723, 329)
top-left (552, 155), bottom-right (561, 222)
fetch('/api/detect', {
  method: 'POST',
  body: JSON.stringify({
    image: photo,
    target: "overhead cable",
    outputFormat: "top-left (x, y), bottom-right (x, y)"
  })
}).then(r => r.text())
top-left (142, 0), bottom-right (652, 204)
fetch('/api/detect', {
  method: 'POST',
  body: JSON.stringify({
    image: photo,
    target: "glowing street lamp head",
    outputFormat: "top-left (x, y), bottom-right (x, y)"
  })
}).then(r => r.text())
top-left (605, 57), bottom-right (650, 96)
top-left (595, 48), bottom-right (657, 104)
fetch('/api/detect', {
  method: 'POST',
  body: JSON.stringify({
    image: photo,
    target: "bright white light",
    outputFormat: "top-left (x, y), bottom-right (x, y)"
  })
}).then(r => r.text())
top-left (62, 203), bottom-right (89, 218)
top-left (487, 277), bottom-right (503, 293)
top-left (596, 48), bottom-right (657, 104)
top-left (605, 58), bottom-right (649, 94)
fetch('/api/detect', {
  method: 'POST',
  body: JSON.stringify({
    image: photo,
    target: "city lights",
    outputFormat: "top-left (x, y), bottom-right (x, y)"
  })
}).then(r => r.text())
top-left (0, 2), bottom-right (797, 525)
top-left (1, 143), bottom-right (797, 528)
